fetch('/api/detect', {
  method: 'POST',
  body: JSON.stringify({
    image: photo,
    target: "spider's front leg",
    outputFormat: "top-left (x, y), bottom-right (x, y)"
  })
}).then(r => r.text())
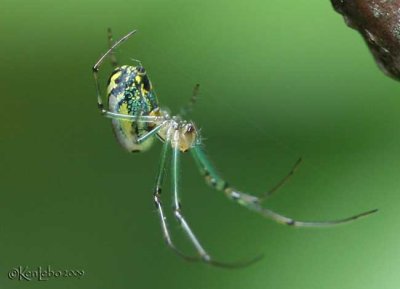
top-left (170, 129), bottom-right (262, 268)
top-left (191, 145), bottom-right (378, 227)
top-left (152, 129), bottom-right (199, 262)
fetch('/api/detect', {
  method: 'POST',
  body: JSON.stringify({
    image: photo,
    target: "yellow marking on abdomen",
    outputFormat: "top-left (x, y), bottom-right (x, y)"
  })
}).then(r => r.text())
top-left (107, 71), bottom-right (122, 95)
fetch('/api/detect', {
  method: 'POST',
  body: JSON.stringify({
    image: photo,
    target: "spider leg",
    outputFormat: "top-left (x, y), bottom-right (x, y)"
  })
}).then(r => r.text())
top-left (259, 157), bottom-right (303, 202)
top-left (130, 58), bottom-right (143, 67)
top-left (171, 130), bottom-right (263, 268)
top-left (136, 121), bottom-right (168, 144)
top-left (153, 130), bottom-right (199, 262)
top-left (191, 145), bottom-right (378, 227)
top-left (103, 111), bottom-right (164, 123)
top-left (107, 28), bottom-right (119, 68)
top-left (179, 84), bottom-right (200, 117)
top-left (92, 30), bottom-right (137, 114)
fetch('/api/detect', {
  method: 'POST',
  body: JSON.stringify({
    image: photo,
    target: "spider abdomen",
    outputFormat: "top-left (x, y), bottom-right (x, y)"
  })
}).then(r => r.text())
top-left (106, 65), bottom-right (160, 153)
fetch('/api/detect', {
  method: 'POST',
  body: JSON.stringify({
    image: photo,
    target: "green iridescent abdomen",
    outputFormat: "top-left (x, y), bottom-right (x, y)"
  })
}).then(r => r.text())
top-left (107, 65), bottom-right (159, 153)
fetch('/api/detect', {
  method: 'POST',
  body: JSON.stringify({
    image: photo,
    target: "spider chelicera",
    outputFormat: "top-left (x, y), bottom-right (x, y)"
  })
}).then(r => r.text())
top-left (92, 29), bottom-right (378, 268)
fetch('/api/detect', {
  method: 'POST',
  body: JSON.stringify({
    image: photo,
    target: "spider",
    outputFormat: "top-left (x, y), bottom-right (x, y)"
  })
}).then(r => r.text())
top-left (92, 29), bottom-right (378, 268)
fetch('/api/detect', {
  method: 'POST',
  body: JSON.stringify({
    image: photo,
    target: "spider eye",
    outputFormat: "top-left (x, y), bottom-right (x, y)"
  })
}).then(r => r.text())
top-left (186, 124), bottom-right (195, 133)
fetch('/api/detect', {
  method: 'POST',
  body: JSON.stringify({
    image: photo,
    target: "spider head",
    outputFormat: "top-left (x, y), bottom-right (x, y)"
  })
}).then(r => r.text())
top-left (178, 122), bottom-right (198, 152)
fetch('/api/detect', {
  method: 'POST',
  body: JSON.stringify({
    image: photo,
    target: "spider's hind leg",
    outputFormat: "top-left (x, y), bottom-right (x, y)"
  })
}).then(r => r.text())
top-left (190, 145), bottom-right (377, 227)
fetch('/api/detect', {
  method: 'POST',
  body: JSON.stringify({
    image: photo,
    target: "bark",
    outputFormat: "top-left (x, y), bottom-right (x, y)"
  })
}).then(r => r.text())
top-left (331, 0), bottom-right (400, 81)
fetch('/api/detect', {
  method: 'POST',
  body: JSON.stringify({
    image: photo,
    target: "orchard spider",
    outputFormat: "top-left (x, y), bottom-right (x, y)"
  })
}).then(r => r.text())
top-left (92, 29), bottom-right (377, 268)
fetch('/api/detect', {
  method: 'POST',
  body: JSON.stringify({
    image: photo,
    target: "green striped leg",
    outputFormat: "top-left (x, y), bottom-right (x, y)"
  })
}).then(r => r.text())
top-left (171, 130), bottom-right (263, 268)
top-left (191, 145), bottom-right (378, 227)
top-left (153, 131), bottom-right (198, 262)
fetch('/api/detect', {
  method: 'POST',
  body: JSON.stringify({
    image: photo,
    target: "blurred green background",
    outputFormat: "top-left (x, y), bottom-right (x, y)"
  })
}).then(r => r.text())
top-left (1, 0), bottom-right (399, 288)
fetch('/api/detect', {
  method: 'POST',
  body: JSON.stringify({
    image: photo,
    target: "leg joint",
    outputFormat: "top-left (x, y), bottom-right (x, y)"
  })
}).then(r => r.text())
top-left (201, 254), bottom-right (211, 262)
top-left (154, 187), bottom-right (162, 195)
top-left (173, 207), bottom-right (183, 220)
top-left (286, 220), bottom-right (296, 226)
top-left (153, 195), bottom-right (160, 209)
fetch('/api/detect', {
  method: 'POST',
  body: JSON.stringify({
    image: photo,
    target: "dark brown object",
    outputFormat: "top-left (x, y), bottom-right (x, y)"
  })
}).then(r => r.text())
top-left (331, 0), bottom-right (400, 81)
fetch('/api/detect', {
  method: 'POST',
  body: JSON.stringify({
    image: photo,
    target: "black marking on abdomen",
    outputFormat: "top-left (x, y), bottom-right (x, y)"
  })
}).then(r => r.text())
top-left (107, 68), bottom-right (121, 86)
